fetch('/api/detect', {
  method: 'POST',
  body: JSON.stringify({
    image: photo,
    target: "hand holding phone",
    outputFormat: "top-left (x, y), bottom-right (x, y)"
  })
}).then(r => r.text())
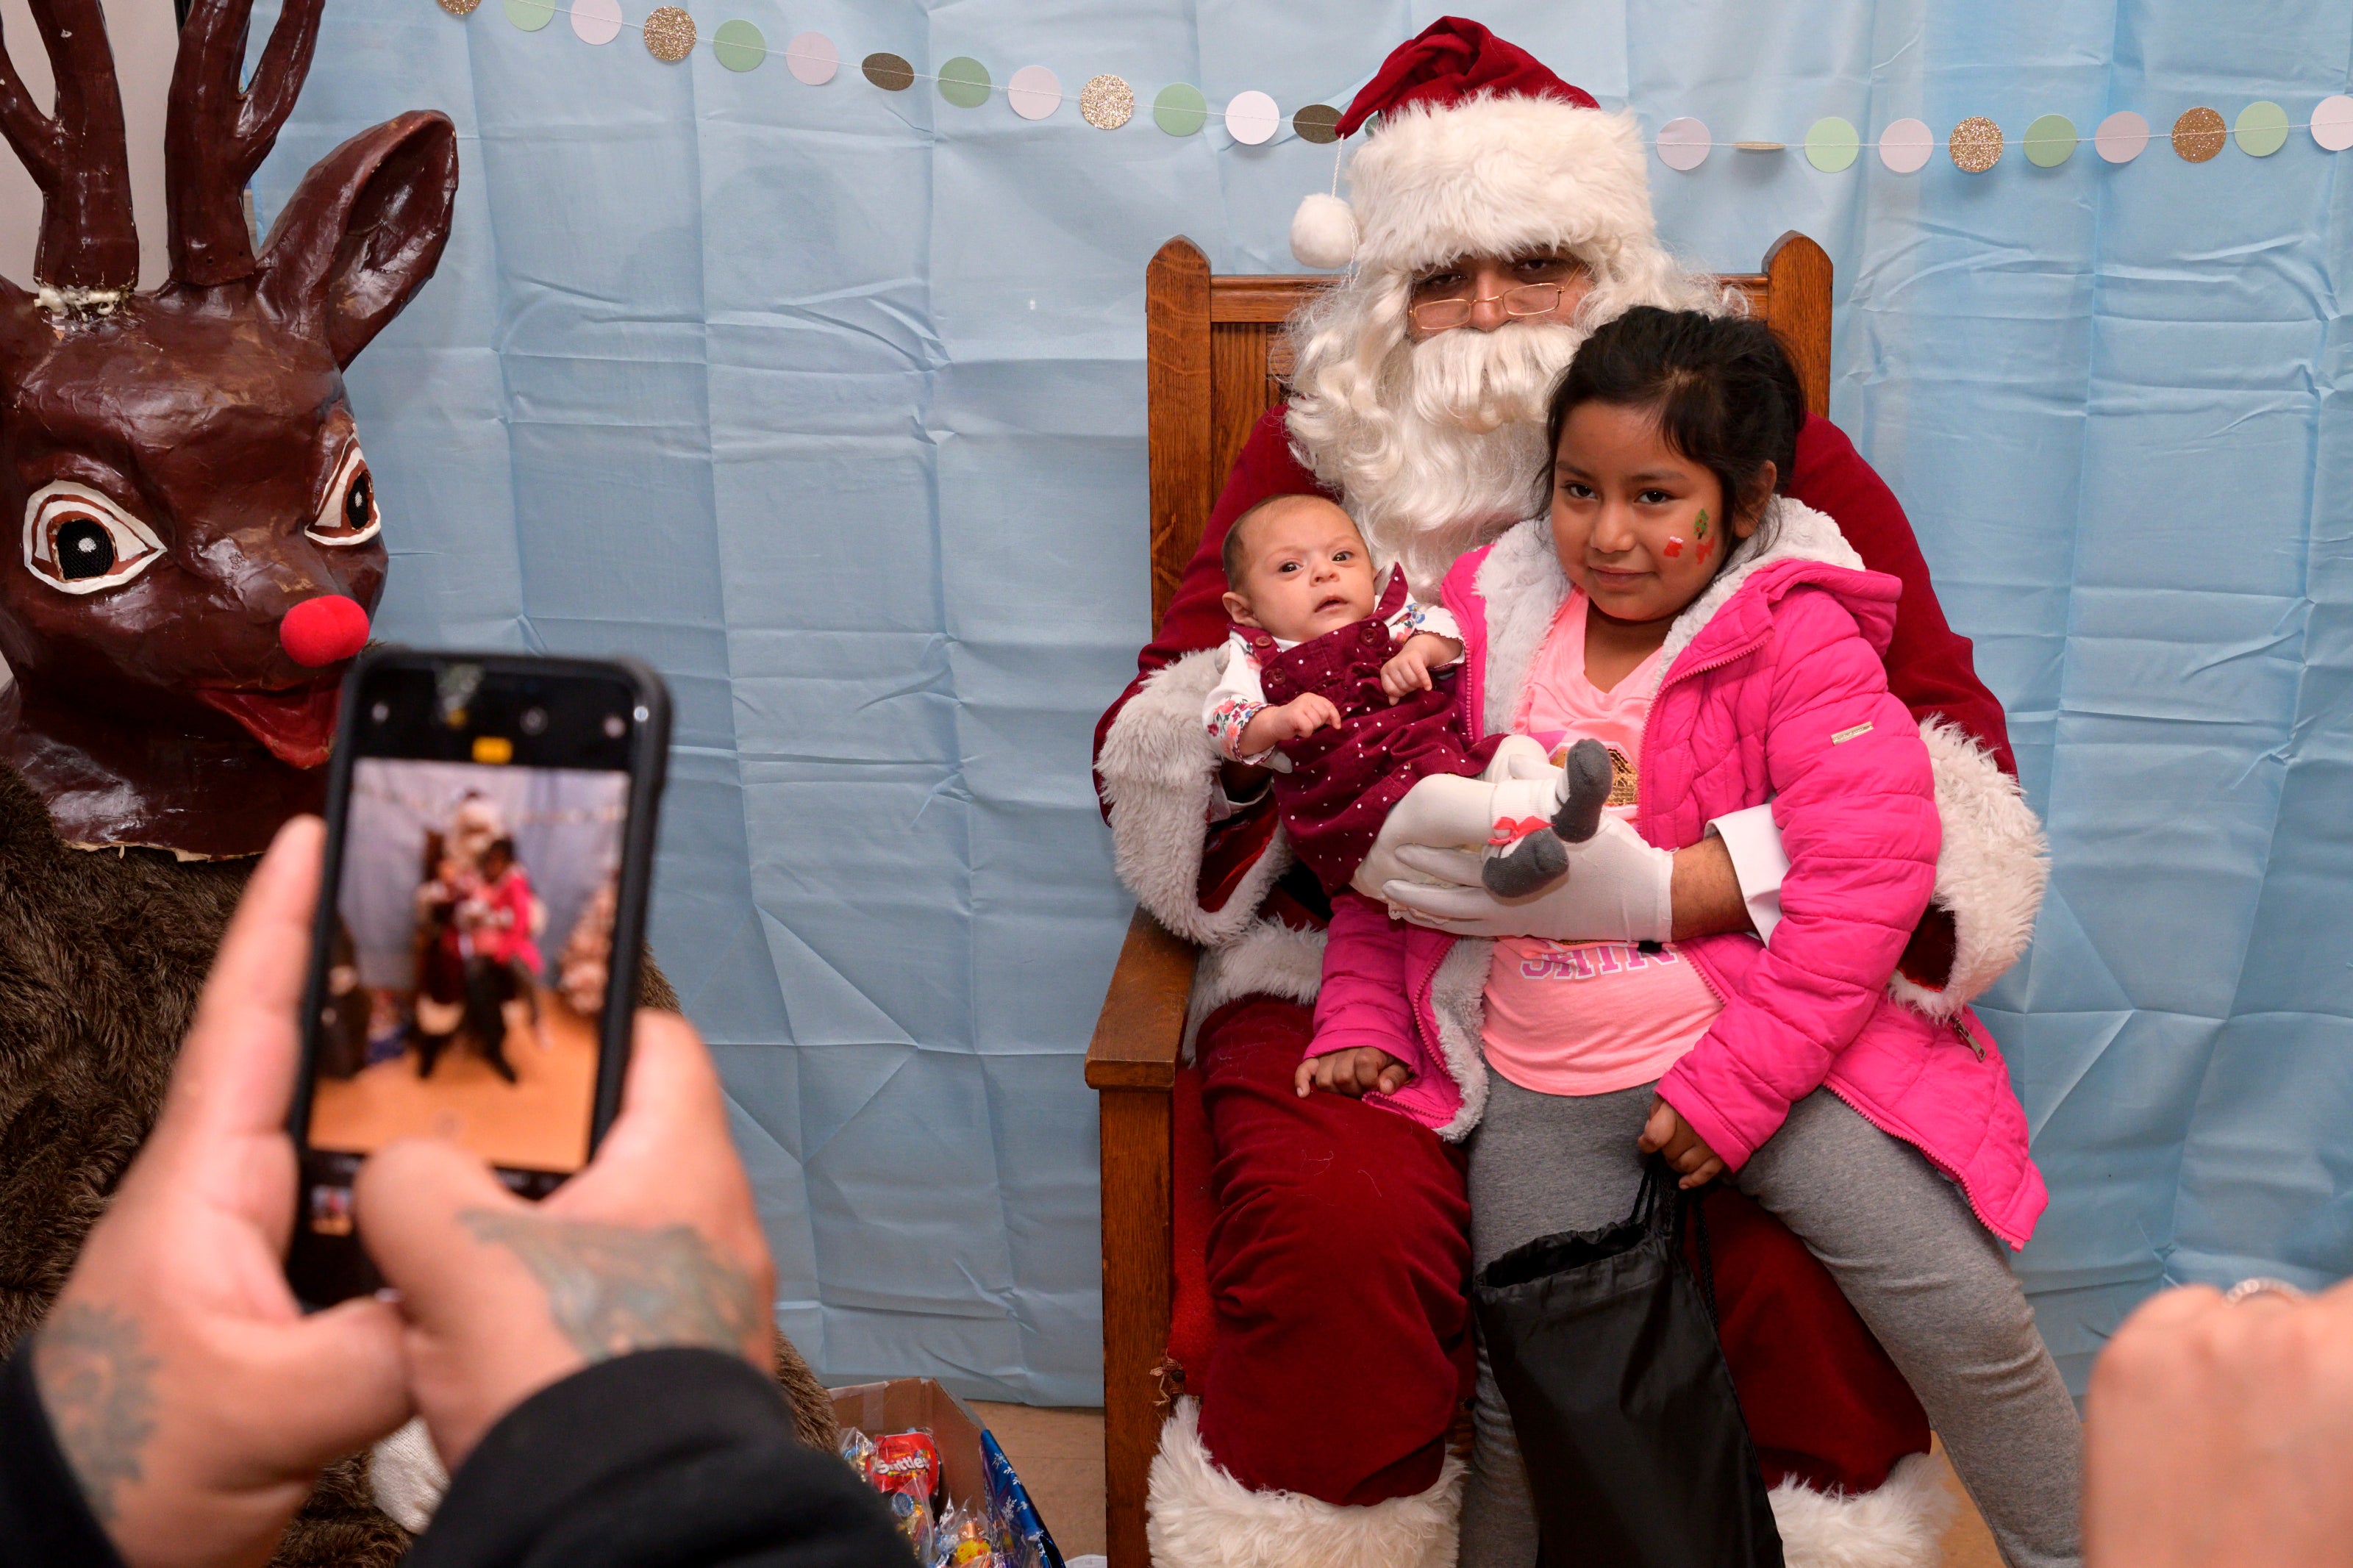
top-left (288, 653), bottom-right (669, 1306)
top-left (354, 1009), bottom-right (774, 1468)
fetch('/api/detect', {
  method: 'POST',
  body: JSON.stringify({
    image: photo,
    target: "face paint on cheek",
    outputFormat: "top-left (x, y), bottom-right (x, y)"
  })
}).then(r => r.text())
top-left (1663, 537), bottom-right (1685, 559)
top-left (1699, 536), bottom-right (1715, 561)
top-left (1695, 508), bottom-right (1710, 540)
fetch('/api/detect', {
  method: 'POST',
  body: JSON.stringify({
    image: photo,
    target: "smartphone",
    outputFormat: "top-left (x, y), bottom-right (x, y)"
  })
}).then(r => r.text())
top-left (285, 650), bottom-right (670, 1306)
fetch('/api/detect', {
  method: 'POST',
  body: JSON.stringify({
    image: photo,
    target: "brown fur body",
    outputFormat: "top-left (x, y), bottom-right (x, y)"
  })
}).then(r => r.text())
top-left (0, 763), bottom-right (832, 1563)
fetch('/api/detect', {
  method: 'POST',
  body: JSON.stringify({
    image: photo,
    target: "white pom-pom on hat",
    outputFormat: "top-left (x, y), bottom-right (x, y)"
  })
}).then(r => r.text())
top-left (1290, 191), bottom-right (1359, 269)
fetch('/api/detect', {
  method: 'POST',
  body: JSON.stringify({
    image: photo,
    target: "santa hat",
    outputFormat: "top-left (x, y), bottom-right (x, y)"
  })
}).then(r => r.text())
top-left (1290, 18), bottom-right (1657, 277)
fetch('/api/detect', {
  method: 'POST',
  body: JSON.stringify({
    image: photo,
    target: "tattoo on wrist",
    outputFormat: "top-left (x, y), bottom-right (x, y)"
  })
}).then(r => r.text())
top-left (32, 1304), bottom-right (159, 1524)
top-left (458, 1210), bottom-right (763, 1363)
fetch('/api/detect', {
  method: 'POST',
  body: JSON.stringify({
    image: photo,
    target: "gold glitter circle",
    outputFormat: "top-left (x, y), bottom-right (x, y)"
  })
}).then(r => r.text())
top-left (2172, 106), bottom-right (2225, 162)
top-left (1080, 74), bottom-right (1134, 130)
top-left (863, 52), bottom-right (915, 91)
top-left (438, 0), bottom-right (482, 15)
top-left (642, 5), bottom-right (696, 62)
top-left (1948, 116), bottom-right (2003, 173)
top-left (1293, 103), bottom-right (1342, 144)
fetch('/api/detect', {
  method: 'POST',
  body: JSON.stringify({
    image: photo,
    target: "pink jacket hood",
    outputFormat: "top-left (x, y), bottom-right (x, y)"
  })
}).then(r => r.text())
top-left (1321, 500), bottom-right (2047, 1248)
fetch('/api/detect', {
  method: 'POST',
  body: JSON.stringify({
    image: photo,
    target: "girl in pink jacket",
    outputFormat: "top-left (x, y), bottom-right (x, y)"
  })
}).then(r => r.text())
top-left (1303, 309), bottom-right (2081, 1568)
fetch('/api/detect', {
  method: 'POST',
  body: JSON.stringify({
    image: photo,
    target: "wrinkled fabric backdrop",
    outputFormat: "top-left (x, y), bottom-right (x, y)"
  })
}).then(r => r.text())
top-left (234, 0), bottom-right (2353, 1401)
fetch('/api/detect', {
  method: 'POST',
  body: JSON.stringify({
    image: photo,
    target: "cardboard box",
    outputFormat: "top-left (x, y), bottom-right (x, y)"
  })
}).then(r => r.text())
top-left (831, 1379), bottom-right (1066, 1568)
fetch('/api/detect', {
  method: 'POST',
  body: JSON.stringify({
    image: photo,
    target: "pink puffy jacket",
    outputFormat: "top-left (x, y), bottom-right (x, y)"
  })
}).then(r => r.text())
top-left (1313, 528), bottom-right (2047, 1249)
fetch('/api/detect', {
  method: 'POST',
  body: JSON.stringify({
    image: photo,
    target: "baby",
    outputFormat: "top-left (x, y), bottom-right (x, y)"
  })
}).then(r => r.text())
top-left (1204, 493), bottom-right (1504, 897)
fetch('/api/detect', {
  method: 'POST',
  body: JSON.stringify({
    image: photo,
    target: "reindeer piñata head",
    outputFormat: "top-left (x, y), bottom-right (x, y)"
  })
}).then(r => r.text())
top-left (0, 0), bottom-right (457, 857)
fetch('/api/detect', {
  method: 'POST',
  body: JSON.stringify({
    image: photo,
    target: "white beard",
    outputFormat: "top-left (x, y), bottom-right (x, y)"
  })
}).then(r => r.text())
top-left (1284, 254), bottom-right (1725, 598)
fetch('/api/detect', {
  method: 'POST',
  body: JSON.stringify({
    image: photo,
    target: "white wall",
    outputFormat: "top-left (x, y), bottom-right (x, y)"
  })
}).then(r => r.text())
top-left (0, 0), bottom-right (179, 290)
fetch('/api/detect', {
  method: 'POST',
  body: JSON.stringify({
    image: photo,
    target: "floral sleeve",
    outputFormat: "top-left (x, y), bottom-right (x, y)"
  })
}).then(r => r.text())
top-left (1204, 634), bottom-right (1274, 762)
top-left (1390, 597), bottom-right (1464, 665)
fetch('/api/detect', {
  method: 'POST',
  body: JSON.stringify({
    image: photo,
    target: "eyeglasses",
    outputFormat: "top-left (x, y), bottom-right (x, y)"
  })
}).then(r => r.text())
top-left (1408, 282), bottom-right (1568, 334)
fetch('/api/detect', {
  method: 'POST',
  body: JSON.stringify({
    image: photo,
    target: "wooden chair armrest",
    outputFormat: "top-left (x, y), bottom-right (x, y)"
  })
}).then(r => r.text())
top-left (1085, 907), bottom-right (1198, 1092)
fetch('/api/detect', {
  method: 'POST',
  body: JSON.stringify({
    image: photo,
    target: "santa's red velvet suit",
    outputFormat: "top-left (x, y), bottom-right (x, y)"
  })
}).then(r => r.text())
top-left (1092, 20), bottom-right (2046, 1568)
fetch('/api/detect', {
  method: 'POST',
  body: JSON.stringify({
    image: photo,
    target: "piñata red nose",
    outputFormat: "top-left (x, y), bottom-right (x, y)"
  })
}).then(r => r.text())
top-left (280, 595), bottom-right (371, 667)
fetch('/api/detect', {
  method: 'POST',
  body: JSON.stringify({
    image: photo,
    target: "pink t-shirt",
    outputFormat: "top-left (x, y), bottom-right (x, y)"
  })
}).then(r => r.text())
top-left (1482, 590), bottom-right (1724, 1097)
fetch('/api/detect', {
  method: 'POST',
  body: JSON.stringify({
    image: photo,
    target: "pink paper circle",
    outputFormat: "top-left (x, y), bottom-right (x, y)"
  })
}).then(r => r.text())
top-left (785, 32), bottom-right (838, 85)
top-left (1656, 116), bottom-right (1710, 171)
top-left (2094, 110), bottom-right (2150, 163)
top-left (568, 0), bottom-right (621, 45)
top-left (1878, 117), bottom-right (1932, 173)
top-left (1225, 89), bottom-right (1279, 146)
top-left (2313, 95), bottom-right (2353, 154)
top-left (1007, 65), bottom-right (1061, 120)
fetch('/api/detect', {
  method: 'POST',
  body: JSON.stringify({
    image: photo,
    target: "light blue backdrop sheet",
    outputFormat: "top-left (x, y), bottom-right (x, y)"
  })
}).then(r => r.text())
top-left (253, 0), bottom-right (2353, 1401)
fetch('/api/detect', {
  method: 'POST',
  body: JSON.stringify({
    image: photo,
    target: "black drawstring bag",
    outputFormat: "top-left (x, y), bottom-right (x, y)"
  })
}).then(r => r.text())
top-left (1472, 1157), bottom-right (1784, 1567)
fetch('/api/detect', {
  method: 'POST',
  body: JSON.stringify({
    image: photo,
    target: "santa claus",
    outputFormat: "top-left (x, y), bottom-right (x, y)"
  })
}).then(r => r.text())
top-left (1094, 18), bottom-right (2050, 1568)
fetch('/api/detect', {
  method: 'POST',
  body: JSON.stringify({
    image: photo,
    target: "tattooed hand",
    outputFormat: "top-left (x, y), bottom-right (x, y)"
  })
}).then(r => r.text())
top-left (357, 1010), bottom-right (775, 1467)
top-left (33, 819), bottom-right (411, 1567)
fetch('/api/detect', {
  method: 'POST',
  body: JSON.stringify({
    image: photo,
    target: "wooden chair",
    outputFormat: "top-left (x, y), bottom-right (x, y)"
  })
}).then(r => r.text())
top-left (1085, 232), bottom-right (1835, 1567)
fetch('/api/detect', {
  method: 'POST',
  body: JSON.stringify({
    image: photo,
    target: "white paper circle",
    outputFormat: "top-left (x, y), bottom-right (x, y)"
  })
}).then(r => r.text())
top-left (2313, 94), bottom-right (2353, 153)
top-left (568, 0), bottom-right (621, 46)
top-left (1007, 65), bottom-right (1061, 120)
top-left (785, 31), bottom-right (838, 85)
top-left (1226, 89), bottom-right (1279, 146)
top-left (2094, 110), bottom-right (2150, 163)
top-left (1877, 117), bottom-right (1932, 173)
top-left (1656, 116), bottom-right (1710, 171)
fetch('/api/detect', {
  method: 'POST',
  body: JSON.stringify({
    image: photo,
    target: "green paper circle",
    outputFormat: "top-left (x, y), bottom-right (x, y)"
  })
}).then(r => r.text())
top-left (938, 56), bottom-right (991, 108)
top-left (713, 20), bottom-right (765, 71)
top-left (1804, 116), bottom-right (1860, 172)
top-left (1154, 82), bottom-right (1208, 137)
top-left (2235, 100), bottom-right (2289, 157)
top-left (862, 52), bottom-right (915, 91)
top-left (501, 0), bottom-right (554, 31)
top-left (2024, 113), bottom-right (2077, 167)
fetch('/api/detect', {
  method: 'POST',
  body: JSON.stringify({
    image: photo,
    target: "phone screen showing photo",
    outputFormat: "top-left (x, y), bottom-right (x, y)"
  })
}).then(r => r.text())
top-left (297, 757), bottom-right (629, 1244)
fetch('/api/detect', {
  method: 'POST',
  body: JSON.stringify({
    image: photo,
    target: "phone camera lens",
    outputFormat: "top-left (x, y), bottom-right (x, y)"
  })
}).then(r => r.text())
top-left (603, 715), bottom-right (626, 740)
top-left (370, 701), bottom-right (390, 724)
top-left (520, 706), bottom-right (549, 736)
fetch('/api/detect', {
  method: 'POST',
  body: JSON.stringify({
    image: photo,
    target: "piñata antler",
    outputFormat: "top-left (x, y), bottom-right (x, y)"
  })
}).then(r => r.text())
top-left (166, 0), bottom-right (326, 286)
top-left (0, 0), bottom-right (138, 293)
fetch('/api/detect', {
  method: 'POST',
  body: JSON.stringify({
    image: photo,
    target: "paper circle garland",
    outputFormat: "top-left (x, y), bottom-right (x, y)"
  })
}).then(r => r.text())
top-left (1656, 117), bottom-right (1710, 171)
top-left (642, 6), bottom-right (695, 62)
top-left (713, 20), bottom-right (765, 71)
top-left (501, 0), bottom-right (553, 31)
top-left (1081, 75), bottom-right (1134, 129)
top-left (2173, 107), bottom-right (2225, 162)
top-left (2234, 100), bottom-right (2288, 157)
top-left (1008, 65), bottom-right (1061, 120)
top-left (938, 57), bottom-right (990, 108)
top-left (1293, 104), bottom-right (1342, 145)
top-left (2315, 95), bottom-right (2353, 153)
top-left (1225, 89), bottom-right (1279, 146)
top-left (786, 32), bottom-right (837, 85)
top-left (1878, 118), bottom-right (1932, 173)
top-left (1804, 117), bottom-right (1860, 172)
top-left (863, 53), bottom-right (915, 91)
top-left (568, 0), bottom-right (619, 44)
top-left (438, 0), bottom-right (481, 15)
top-left (2094, 110), bottom-right (2149, 162)
top-left (2023, 113), bottom-right (2075, 167)
top-left (1949, 116), bottom-right (2002, 173)
top-left (1154, 83), bottom-right (1207, 136)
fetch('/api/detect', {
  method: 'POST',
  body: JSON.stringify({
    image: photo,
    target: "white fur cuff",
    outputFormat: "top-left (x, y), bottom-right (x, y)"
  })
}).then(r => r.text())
top-left (1893, 719), bottom-right (2049, 1020)
top-left (1146, 1399), bottom-right (1465, 1568)
top-left (1099, 648), bottom-right (1293, 948)
top-left (1769, 1451), bottom-right (1957, 1568)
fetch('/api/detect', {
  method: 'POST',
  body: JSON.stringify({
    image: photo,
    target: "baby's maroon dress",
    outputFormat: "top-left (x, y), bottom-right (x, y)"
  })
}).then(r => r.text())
top-left (1251, 569), bottom-right (1503, 894)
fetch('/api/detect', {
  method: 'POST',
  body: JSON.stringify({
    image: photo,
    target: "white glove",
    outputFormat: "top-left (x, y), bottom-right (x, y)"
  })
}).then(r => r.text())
top-left (1351, 773), bottom-right (1498, 902)
top-left (1379, 813), bottom-right (1675, 944)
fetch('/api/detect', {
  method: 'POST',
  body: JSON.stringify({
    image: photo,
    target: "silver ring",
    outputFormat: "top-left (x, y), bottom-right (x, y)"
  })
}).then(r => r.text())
top-left (2223, 1276), bottom-right (2307, 1306)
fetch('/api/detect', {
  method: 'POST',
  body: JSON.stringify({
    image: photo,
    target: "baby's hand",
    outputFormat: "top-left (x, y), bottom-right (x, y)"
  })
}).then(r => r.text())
top-left (1638, 1095), bottom-right (1726, 1189)
top-left (1293, 1047), bottom-right (1411, 1099)
top-left (1239, 694), bottom-right (1343, 755)
top-left (1380, 633), bottom-right (1465, 702)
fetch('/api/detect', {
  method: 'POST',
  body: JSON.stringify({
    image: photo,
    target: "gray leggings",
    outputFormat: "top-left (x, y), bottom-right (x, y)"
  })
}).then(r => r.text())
top-left (1460, 1073), bottom-right (2081, 1568)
